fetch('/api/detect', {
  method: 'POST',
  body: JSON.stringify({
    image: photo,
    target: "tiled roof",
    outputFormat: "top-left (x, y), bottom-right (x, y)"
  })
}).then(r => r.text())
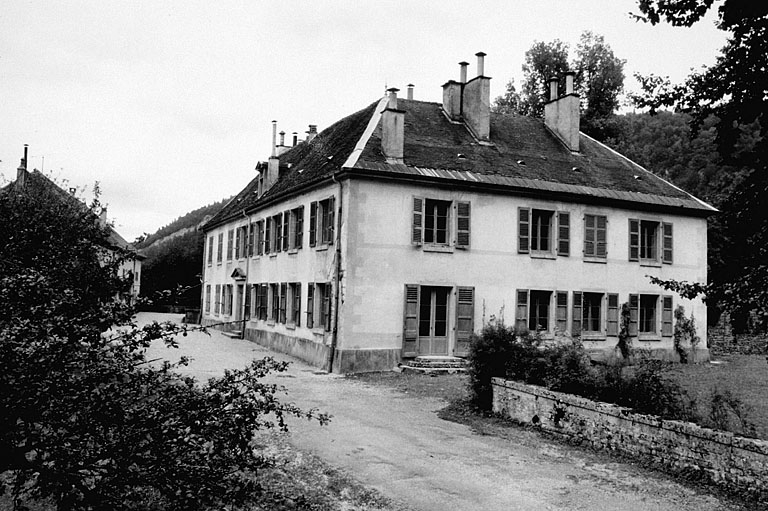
top-left (204, 97), bottom-right (714, 230)
top-left (2, 169), bottom-right (144, 257)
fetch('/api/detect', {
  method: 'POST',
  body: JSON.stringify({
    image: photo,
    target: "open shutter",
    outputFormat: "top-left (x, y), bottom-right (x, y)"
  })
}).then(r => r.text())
top-left (571, 291), bottom-right (582, 336)
top-left (327, 196), bottom-right (335, 245)
top-left (662, 295), bottom-right (673, 336)
top-left (403, 284), bottom-right (419, 357)
top-left (275, 214), bottom-right (283, 253)
top-left (556, 291), bottom-right (568, 332)
top-left (584, 215), bottom-right (595, 257)
top-left (244, 284), bottom-right (252, 320)
top-left (628, 294), bottom-right (639, 337)
top-left (248, 223), bottom-right (255, 257)
top-left (306, 284), bottom-right (314, 328)
top-left (557, 212), bottom-right (570, 256)
top-left (607, 293), bottom-right (619, 336)
top-left (295, 283), bottom-right (302, 326)
top-left (515, 289), bottom-right (529, 331)
top-left (455, 287), bottom-right (474, 356)
top-left (265, 219), bottom-right (271, 254)
top-left (596, 215), bottom-right (607, 258)
top-left (662, 222), bottom-right (673, 264)
top-left (296, 206), bottom-right (304, 249)
top-left (309, 201), bottom-right (317, 247)
top-left (282, 212), bottom-right (290, 251)
top-left (412, 197), bottom-right (423, 245)
top-left (235, 228), bottom-right (241, 259)
top-left (456, 201), bottom-right (471, 249)
top-left (628, 219), bottom-right (639, 261)
top-left (323, 283), bottom-right (332, 331)
top-left (518, 207), bottom-right (530, 254)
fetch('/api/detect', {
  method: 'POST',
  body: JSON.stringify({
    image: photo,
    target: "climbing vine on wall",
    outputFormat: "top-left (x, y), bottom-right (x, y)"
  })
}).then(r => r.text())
top-left (673, 305), bottom-right (700, 363)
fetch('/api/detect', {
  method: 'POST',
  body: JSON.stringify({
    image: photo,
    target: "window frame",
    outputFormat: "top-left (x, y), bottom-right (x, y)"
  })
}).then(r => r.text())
top-left (518, 207), bottom-right (569, 258)
top-left (411, 196), bottom-right (471, 251)
top-left (629, 218), bottom-right (673, 265)
top-left (583, 214), bottom-right (607, 261)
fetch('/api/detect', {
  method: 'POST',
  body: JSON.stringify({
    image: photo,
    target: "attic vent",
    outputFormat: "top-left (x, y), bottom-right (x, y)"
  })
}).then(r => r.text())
top-left (298, 169), bottom-right (304, 173)
top-left (540, 155), bottom-right (548, 160)
top-left (517, 159), bottom-right (526, 165)
top-left (572, 166), bottom-right (580, 172)
top-left (457, 153), bottom-right (467, 159)
top-left (633, 175), bottom-right (642, 180)
top-left (327, 155), bottom-right (333, 160)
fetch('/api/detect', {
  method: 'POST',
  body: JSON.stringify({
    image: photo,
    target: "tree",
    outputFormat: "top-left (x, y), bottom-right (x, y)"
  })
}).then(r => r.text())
top-left (491, 79), bottom-right (521, 114)
top-left (518, 40), bottom-right (570, 117)
top-left (573, 31), bottom-right (626, 139)
top-left (0, 175), bottom-right (327, 510)
top-left (631, 0), bottom-right (768, 329)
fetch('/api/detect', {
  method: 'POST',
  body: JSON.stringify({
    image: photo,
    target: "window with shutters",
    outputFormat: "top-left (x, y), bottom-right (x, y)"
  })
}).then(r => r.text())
top-left (214, 284), bottom-right (221, 315)
top-left (582, 292), bottom-right (603, 333)
top-left (288, 282), bottom-right (301, 326)
top-left (224, 284), bottom-right (233, 316)
top-left (269, 213), bottom-right (283, 254)
top-left (255, 283), bottom-right (268, 320)
top-left (411, 197), bottom-right (470, 251)
top-left (248, 223), bottom-right (255, 257)
top-left (269, 283), bottom-right (279, 323)
top-left (306, 284), bottom-right (314, 328)
top-left (235, 227), bottom-right (242, 259)
top-left (402, 285), bottom-right (474, 358)
top-left (314, 282), bottom-right (332, 331)
top-left (226, 229), bottom-right (234, 261)
top-left (629, 219), bottom-right (673, 265)
top-left (205, 284), bottom-right (211, 313)
top-left (584, 214), bottom-right (607, 260)
top-left (281, 212), bottom-right (290, 252)
top-left (529, 290), bottom-right (552, 332)
top-left (518, 208), bottom-right (569, 257)
top-left (217, 233), bottom-right (223, 264)
top-left (279, 283), bottom-right (287, 323)
top-left (288, 206), bottom-right (304, 251)
top-left (310, 197), bottom-right (335, 248)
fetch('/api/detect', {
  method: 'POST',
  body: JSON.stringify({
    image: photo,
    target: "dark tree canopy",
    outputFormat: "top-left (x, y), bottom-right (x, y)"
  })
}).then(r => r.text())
top-left (517, 39), bottom-right (570, 118)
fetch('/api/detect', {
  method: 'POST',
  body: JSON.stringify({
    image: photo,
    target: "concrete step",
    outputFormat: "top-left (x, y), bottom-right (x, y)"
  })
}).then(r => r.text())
top-left (399, 355), bottom-right (468, 374)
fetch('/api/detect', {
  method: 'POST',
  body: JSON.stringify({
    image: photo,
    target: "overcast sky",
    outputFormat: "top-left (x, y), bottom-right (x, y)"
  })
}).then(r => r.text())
top-left (0, 0), bottom-right (726, 241)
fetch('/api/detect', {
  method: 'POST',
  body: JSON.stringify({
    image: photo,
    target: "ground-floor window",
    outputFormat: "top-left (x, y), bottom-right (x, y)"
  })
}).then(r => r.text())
top-left (214, 284), bottom-right (221, 315)
top-left (205, 284), bottom-right (211, 313)
top-left (289, 282), bottom-right (301, 326)
top-left (582, 292), bottom-right (603, 333)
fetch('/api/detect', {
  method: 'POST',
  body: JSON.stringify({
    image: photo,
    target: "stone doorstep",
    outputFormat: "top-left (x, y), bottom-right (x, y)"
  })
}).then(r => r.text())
top-left (399, 365), bottom-right (468, 375)
top-left (399, 355), bottom-right (468, 374)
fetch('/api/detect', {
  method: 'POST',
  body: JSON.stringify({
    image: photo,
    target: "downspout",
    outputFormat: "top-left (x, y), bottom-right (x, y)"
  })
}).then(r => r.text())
top-left (328, 173), bottom-right (343, 373)
top-left (240, 209), bottom-right (251, 339)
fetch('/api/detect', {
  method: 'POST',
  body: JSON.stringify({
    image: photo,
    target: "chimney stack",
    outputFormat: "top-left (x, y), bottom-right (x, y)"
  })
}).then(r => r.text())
top-left (459, 61), bottom-right (468, 83)
top-left (292, 132), bottom-right (298, 146)
top-left (307, 125), bottom-right (318, 142)
top-left (279, 131), bottom-right (285, 147)
top-left (544, 71), bottom-right (580, 152)
top-left (407, 83), bottom-right (414, 100)
top-left (442, 61), bottom-right (466, 120)
top-left (270, 120), bottom-right (277, 157)
top-left (267, 121), bottom-right (280, 190)
top-left (381, 87), bottom-right (405, 163)
top-left (16, 144), bottom-right (28, 189)
top-left (461, 51), bottom-right (491, 141)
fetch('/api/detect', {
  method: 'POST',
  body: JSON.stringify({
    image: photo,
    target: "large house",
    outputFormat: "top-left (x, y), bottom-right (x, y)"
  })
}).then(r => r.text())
top-left (6, 147), bottom-right (144, 304)
top-left (200, 53), bottom-right (715, 373)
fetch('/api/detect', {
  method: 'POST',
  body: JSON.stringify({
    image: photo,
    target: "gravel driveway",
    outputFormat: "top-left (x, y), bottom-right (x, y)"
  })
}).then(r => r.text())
top-left (140, 313), bottom-right (738, 511)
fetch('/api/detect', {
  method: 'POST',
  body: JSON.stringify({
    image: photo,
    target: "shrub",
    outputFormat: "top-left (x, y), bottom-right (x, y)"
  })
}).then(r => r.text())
top-left (673, 305), bottom-right (700, 363)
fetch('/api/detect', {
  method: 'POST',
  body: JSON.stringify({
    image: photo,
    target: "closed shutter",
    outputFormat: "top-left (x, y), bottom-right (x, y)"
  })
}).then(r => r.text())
top-left (662, 295), bottom-right (673, 336)
top-left (596, 215), bottom-right (607, 257)
top-left (403, 284), bottom-right (419, 357)
top-left (662, 223), bottom-right (673, 264)
top-left (306, 284), bottom-right (314, 328)
top-left (295, 283), bottom-right (302, 326)
top-left (607, 293), bottom-right (619, 336)
top-left (296, 206), bottom-right (304, 249)
top-left (515, 289), bottom-right (529, 331)
top-left (279, 283), bottom-right (287, 323)
top-left (282, 212), bottom-right (290, 251)
top-left (275, 215), bottom-right (282, 253)
top-left (309, 201), bottom-right (317, 247)
top-left (244, 284), bottom-right (252, 320)
top-left (456, 202), bottom-right (471, 249)
top-left (556, 291), bottom-right (568, 332)
top-left (327, 197), bottom-right (335, 245)
top-left (455, 287), bottom-right (474, 356)
top-left (265, 218), bottom-right (271, 253)
top-left (628, 294), bottom-right (639, 336)
top-left (572, 291), bottom-right (582, 336)
top-left (584, 215), bottom-right (595, 257)
top-left (557, 212), bottom-right (570, 256)
top-left (412, 197), bottom-right (423, 245)
top-left (235, 228), bottom-right (241, 259)
top-left (628, 219), bottom-right (640, 261)
top-left (248, 223), bottom-right (255, 257)
top-left (257, 221), bottom-right (264, 255)
top-left (323, 283), bottom-right (332, 331)
top-left (518, 208), bottom-right (530, 253)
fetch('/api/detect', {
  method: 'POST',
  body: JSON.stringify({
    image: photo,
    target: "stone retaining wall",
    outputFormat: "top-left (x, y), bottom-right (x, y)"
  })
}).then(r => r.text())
top-left (492, 377), bottom-right (768, 502)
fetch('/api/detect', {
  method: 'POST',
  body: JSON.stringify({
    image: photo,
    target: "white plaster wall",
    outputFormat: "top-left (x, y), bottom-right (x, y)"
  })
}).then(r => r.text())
top-left (341, 178), bottom-right (708, 355)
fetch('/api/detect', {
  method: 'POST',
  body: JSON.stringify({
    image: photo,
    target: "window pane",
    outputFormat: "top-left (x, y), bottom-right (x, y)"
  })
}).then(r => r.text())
top-left (639, 294), bottom-right (657, 333)
top-left (529, 290), bottom-right (551, 331)
top-left (419, 290), bottom-right (431, 336)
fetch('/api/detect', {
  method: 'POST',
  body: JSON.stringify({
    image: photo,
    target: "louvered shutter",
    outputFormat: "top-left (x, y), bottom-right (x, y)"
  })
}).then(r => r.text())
top-left (296, 206), bottom-right (304, 249)
top-left (306, 284), bottom-right (314, 327)
top-left (403, 285), bottom-right (419, 357)
top-left (309, 201), bottom-right (317, 247)
top-left (607, 294), bottom-right (619, 336)
top-left (596, 215), bottom-right (607, 258)
top-left (662, 223), bottom-right (673, 264)
top-left (282, 212), bottom-right (290, 251)
top-left (571, 292), bottom-right (582, 336)
top-left (295, 283), bottom-right (302, 326)
top-left (327, 196), bottom-right (335, 245)
top-left (248, 223), bottom-right (255, 257)
top-left (412, 197), bottom-right (423, 245)
top-left (557, 212), bottom-right (570, 256)
top-left (515, 289), bottom-right (529, 331)
top-left (244, 284), bottom-right (252, 320)
top-left (584, 215), bottom-right (595, 257)
top-left (455, 287), bottom-right (474, 356)
top-left (518, 208), bottom-right (530, 254)
top-left (323, 283), bottom-right (332, 331)
top-left (275, 214), bottom-right (283, 253)
top-left (628, 294), bottom-right (639, 336)
top-left (235, 228), bottom-right (241, 259)
top-left (456, 202), bottom-right (471, 249)
top-left (556, 291), bottom-right (568, 332)
top-left (628, 219), bottom-right (640, 261)
top-left (662, 295), bottom-right (673, 336)
top-left (265, 219), bottom-right (271, 253)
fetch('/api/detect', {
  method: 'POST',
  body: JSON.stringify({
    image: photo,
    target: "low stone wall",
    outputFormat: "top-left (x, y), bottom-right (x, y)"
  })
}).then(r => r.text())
top-left (492, 378), bottom-right (768, 502)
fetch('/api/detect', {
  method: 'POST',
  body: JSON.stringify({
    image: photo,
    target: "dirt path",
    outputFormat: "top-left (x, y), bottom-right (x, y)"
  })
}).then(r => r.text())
top-left (141, 313), bottom-right (736, 511)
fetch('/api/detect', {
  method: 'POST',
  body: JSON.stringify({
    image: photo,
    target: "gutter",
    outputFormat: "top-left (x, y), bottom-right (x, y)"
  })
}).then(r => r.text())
top-left (328, 172), bottom-right (343, 373)
top-left (240, 209), bottom-right (251, 339)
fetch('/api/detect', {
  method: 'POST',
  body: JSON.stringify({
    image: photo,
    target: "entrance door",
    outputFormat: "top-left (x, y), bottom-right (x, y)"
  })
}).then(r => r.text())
top-left (418, 286), bottom-right (450, 355)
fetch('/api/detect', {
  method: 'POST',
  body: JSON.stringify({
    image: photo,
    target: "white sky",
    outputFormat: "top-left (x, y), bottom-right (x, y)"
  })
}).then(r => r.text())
top-left (0, 0), bottom-right (726, 241)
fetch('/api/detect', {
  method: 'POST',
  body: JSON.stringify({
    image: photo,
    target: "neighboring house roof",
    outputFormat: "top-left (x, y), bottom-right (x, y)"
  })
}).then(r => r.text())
top-left (3, 169), bottom-right (145, 259)
top-left (204, 97), bottom-right (715, 231)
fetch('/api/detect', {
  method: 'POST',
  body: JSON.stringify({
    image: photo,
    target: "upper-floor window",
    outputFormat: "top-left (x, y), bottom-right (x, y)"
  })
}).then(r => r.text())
top-left (584, 214), bottom-right (607, 259)
top-left (310, 197), bottom-right (335, 247)
top-left (226, 229), bottom-right (234, 261)
top-left (216, 233), bottom-right (223, 264)
top-left (629, 218), bottom-right (673, 264)
top-left (289, 206), bottom-right (304, 250)
top-left (207, 236), bottom-right (214, 265)
top-left (518, 208), bottom-right (569, 257)
top-left (411, 197), bottom-right (470, 250)
top-left (235, 225), bottom-right (248, 259)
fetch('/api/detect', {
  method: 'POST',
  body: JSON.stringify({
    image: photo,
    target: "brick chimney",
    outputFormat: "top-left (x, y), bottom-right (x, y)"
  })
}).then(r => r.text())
top-left (544, 71), bottom-right (580, 152)
top-left (306, 125), bottom-right (318, 142)
top-left (16, 144), bottom-right (28, 189)
top-left (442, 61), bottom-right (466, 121)
top-left (381, 88), bottom-right (405, 163)
top-left (461, 52), bottom-right (491, 141)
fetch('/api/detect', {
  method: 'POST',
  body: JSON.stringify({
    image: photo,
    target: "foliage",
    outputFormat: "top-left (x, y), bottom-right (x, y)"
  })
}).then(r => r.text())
top-left (136, 199), bottom-right (228, 249)
top-left (491, 79), bottom-right (521, 115)
top-left (705, 387), bottom-right (756, 437)
top-left (516, 39), bottom-right (570, 118)
top-left (673, 306), bottom-right (701, 363)
top-left (0, 182), bottom-right (327, 510)
top-left (140, 230), bottom-right (206, 307)
top-left (616, 302), bottom-right (633, 360)
top-left (630, 0), bottom-right (768, 328)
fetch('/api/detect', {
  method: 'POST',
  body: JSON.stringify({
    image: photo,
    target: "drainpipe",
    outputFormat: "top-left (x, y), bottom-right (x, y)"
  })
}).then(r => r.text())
top-left (240, 209), bottom-right (251, 339)
top-left (328, 173), bottom-right (343, 373)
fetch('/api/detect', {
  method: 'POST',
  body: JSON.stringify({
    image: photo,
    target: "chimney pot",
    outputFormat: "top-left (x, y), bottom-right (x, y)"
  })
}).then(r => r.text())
top-left (565, 71), bottom-right (575, 95)
top-left (292, 132), bottom-right (298, 146)
top-left (16, 144), bottom-right (29, 188)
top-left (386, 87), bottom-right (399, 109)
top-left (476, 52), bottom-right (486, 76)
top-left (407, 84), bottom-right (414, 100)
top-left (271, 121), bottom-right (277, 157)
top-left (459, 61), bottom-right (469, 83)
top-left (279, 131), bottom-right (286, 146)
top-left (549, 77), bottom-right (559, 101)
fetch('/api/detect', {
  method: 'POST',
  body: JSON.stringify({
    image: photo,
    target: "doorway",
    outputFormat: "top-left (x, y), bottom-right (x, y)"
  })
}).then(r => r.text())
top-left (418, 286), bottom-right (450, 355)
